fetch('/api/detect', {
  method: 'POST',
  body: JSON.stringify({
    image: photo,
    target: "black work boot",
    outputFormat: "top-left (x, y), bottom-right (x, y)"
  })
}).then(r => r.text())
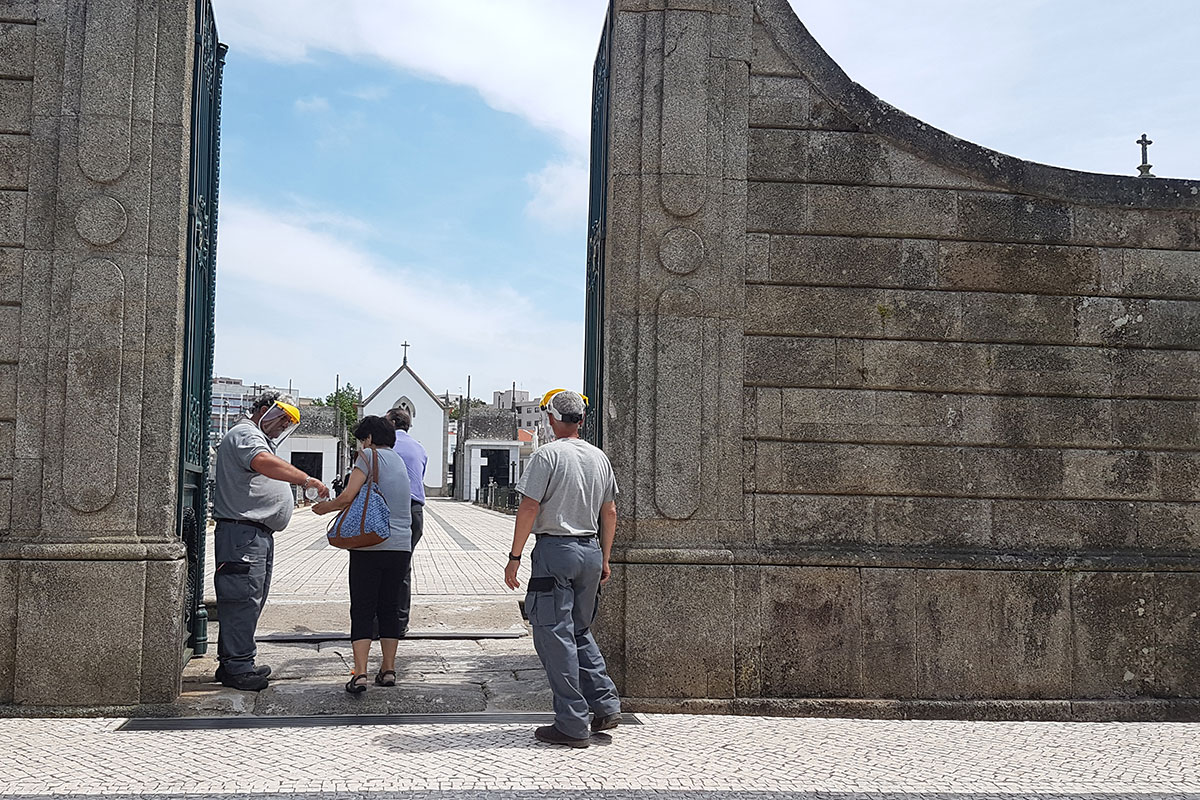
top-left (219, 669), bottom-right (269, 692)
top-left (534, 725), bottom-right (589, 748)
top-left (215, 663), bottom-right (271, 683)
top-left (591, 712), bottom-right (622, 732)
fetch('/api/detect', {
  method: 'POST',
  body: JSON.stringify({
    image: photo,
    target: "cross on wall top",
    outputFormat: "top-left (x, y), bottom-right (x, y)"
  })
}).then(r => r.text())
top-left (401, 340), bottom-right (410, 365)
top-left (1137, 133), bottom-right (1155, 178)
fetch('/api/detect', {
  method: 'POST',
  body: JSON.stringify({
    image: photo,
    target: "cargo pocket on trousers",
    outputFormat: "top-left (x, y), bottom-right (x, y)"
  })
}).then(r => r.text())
top-left (215, 560), bottom-right (254, 603)
top-left (525, 576), bottom-right (558, 627)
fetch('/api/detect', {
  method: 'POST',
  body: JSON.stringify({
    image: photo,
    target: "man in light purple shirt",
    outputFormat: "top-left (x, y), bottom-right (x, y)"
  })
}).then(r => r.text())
top-left (385, 408), bottom-right (427, 636)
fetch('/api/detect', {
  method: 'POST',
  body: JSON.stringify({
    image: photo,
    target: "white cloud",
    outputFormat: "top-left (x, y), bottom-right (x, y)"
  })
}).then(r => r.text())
top-left (213, 202), bottom-right (584, 401)
top-left (524, 159), bottom-right (589, 231)
top-left (212, 0), bottom-right (610, 233)
top-left (212, 0), bottom-right (609, 154)
top-left (293, 95), bottom-right (330, 114)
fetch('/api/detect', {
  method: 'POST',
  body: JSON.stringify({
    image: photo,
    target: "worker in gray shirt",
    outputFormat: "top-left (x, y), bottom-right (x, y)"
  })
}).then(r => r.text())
top-left (212, 392), bottom-right (328, 691)
top-left (504, 389), bottom-right (622, 748)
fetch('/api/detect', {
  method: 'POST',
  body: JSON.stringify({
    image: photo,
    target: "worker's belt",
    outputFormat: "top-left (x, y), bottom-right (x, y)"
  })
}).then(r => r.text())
top-left (535, 533), bottom-right (597, 540)
top-left (214, 518), bottom-right (274, 534)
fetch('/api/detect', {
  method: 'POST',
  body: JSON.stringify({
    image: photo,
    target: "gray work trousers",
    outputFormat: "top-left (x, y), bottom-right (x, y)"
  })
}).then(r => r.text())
top-left (398, 500), bottom-right (424, 629)
top-left (525, 535), bottom-right (621, 739)
top-left (214, 520), bottom-right (274, 675)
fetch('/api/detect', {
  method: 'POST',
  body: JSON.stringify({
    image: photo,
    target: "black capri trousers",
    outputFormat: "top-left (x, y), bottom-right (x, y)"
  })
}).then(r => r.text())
top-left (348, 549), bottom-right (412, 640)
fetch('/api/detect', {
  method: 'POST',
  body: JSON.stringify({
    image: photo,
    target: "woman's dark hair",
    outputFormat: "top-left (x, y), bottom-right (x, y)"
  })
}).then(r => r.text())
top-left (353, 415), bottom-right (396, 448)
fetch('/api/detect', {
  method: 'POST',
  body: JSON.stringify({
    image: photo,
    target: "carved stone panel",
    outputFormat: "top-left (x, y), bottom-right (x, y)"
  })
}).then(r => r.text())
top-left (654, 286), bottom-right (703, 519)
top-left (78, 0), bottom-right (136, 184)
top-left (62, 258), bottom-right (123, 512)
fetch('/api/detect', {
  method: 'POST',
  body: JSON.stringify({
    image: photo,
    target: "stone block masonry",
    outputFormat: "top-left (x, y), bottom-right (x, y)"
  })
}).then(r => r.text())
top-left (0, 0), bottom-right (197, 705)
top-left (592, 0), bottom-right (1200, 715)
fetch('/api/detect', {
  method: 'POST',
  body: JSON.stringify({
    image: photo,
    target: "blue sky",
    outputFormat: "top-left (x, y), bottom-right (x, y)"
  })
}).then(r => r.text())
top-left (208, 0), bottom-right (1198, 404)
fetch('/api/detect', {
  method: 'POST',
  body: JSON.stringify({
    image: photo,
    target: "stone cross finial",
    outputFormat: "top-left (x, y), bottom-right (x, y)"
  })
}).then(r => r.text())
top-left (1137, 133), bottom-right (1155, 178)
top-left (401, 340), bottom-right (410, 364)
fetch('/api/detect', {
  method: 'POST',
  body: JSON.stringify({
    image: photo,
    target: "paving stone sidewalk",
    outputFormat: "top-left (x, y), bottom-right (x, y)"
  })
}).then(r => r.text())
top-left (2, 714), bottom-right (1199, 797)
top-left (204, 498), bottom-right (529, 603)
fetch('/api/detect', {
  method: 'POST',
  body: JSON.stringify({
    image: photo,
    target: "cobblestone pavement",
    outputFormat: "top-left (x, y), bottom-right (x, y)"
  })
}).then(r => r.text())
top-left (2, 715), bottom-right (1200, 797)
top-left (204, 499), bottom-right (528, 602)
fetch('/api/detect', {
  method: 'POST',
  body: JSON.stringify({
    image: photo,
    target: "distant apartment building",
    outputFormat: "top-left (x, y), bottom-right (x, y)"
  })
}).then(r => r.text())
top-left (514, 398), bottom-right (551, 444)
top-left (492, 388), bottom-right (530, 409)
top-left (209, 376), bottom-right (295, 445)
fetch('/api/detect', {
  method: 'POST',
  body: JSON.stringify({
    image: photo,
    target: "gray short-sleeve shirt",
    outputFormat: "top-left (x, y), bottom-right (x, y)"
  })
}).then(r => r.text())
top-left (516, 437), bottom-right (618, 536)
top-left (212, 420), bottom-right (295, 532)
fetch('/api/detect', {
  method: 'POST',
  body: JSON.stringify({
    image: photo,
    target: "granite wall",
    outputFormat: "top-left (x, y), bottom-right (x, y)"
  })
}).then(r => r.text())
top-left (0, 1), bottom-right (196, 705)
top-left (594, 0), bottom-right (1200, 717)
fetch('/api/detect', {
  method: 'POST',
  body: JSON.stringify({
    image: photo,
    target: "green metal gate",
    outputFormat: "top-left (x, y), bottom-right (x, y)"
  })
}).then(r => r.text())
top-left (583, 3), bottom-right (613, 448)
top-left (178, 0), bottom-right (226, 658)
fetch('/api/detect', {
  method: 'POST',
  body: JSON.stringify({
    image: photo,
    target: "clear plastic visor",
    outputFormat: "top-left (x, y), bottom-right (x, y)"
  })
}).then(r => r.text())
top-left (258, 404), bottom-right (299, 445)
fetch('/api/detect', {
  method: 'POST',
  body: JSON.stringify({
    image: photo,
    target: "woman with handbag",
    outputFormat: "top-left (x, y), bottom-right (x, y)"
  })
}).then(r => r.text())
top-left (313, 415), bottom-right (412, 693)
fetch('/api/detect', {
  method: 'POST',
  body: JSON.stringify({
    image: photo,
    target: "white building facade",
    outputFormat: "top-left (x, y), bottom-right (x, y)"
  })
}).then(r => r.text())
top-left (361, 359), bottom-right (452, 497)
top-left (276, 434), bottom-right (339, 488)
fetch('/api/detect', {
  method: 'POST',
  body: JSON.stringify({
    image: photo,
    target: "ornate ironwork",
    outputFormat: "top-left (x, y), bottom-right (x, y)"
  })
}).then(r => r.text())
top-left (178, 0), bottom-right (226, 658)
top-left (583, 3), bottom-right (614, 448)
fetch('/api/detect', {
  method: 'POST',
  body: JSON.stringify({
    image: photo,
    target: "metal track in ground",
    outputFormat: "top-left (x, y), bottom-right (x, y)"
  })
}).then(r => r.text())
top-left (255, 630), bottom-right (525, 643)
top-left (117, 712), bottom-right (640, 732)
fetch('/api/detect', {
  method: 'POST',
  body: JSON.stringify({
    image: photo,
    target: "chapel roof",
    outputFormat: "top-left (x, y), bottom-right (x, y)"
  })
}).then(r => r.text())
top-left (362, 358), bottom-right (452, 411)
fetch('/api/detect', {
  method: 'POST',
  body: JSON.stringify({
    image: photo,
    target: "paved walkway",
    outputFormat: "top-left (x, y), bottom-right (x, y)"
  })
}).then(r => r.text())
top-left (2, 714), bottom-right (1199, 797)
top-left (204, 498), bottom-right (529, 602)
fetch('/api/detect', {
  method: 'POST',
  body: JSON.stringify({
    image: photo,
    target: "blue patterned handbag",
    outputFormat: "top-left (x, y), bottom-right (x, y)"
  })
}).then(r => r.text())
top-left (326, 446), bottom-right (391, 549)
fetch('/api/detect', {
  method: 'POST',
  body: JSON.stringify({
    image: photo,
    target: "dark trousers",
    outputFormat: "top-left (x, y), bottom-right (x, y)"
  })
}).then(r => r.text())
top-left (214, 520), bottom-right (274, 675)
top-left (398, 500), bottom-right (424, 629)
top-left (349, 549), bottom-right (411, 641)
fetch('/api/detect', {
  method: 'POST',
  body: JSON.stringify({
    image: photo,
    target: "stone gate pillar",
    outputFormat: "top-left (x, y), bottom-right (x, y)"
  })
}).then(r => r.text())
top-left (596, 0), bottom-right (753, 700)
top-left (0, 1), bottom-right (197, 705)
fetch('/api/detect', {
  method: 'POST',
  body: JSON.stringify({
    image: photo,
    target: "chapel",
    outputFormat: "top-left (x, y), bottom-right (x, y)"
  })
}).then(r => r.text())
top-left (361, 349), bottom-right (453, 496)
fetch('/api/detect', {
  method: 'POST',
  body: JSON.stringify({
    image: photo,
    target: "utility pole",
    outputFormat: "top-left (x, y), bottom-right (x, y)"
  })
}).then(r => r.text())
top-left (335, 373), bottom-right (343, 476)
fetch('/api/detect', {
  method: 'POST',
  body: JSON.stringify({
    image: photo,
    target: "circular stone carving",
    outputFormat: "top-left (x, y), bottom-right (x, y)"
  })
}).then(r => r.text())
top-left (658, 227), bottom-right (704, 275)
top-left (75, 195), bottom-right (128, 246)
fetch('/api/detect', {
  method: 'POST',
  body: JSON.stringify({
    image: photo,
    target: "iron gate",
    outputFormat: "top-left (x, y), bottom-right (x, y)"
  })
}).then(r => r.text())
top-left (178, 0), bottom-right (226, 658)
top-left (583, 3), bottom-right (613, 448)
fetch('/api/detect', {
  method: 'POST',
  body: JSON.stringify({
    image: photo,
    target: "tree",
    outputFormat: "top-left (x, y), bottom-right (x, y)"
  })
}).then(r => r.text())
top-left (449, 397), bottom-right (487, 421)
top-left (313, 383), bottom-right (361, 429)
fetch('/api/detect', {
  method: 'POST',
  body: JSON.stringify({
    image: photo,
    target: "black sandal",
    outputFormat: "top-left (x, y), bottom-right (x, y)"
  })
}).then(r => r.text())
top-left (375, 669), bottom-right (396, 687)
top-left (345, 673), bottom-right (368, 693)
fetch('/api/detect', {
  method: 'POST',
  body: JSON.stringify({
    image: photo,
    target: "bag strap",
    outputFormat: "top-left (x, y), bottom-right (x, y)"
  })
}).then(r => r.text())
top-left (359, 445), bottom-right (379, 536)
